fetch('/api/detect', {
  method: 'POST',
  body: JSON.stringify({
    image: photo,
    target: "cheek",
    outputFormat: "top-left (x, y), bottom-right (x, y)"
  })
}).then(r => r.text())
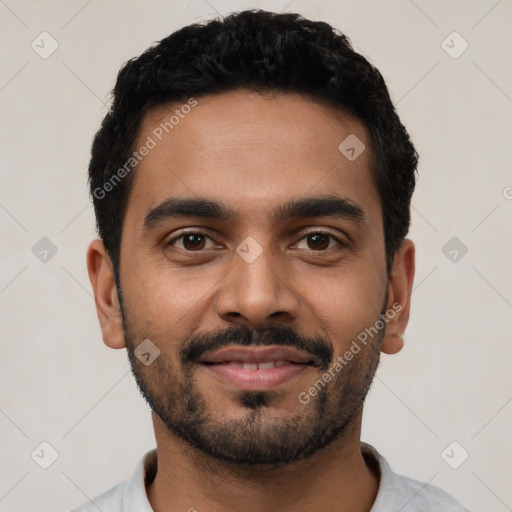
top-left (120, 258), bottom-right (219, 340)
top-left (302, 265), bottom-right (386, 347)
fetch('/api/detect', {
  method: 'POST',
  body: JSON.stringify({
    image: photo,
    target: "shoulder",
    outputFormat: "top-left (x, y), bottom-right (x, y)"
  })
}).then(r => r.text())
top-left (362, 443), bottom-right (472, 512)
top-left (69, 481), bottom-right (125, 512)
top-left (388, 472), bottom-right (471, 512)
top-left (68, 449), bottom-right (157, 512)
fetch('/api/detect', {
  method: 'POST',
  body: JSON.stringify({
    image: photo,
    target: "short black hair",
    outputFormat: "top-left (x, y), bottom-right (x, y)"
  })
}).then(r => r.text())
top-left (88, 9), bottom-right (418, 280)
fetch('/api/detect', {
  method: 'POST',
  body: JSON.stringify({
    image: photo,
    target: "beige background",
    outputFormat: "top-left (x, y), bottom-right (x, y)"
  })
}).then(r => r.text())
top-left (1, 0), bottom-right (511, 510)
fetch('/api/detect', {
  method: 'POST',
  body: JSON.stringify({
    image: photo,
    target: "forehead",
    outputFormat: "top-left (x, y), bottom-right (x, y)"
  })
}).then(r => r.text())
top-left (124, 90), bottom-right (381, 230)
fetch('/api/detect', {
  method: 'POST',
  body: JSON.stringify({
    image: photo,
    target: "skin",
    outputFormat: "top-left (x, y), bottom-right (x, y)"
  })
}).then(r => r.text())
top-left (87, 90), bottom-right (415, 512)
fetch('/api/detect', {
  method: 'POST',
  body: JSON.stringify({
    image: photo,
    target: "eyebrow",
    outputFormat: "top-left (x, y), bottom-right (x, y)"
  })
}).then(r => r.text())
top-left (143, 195), bottom-right (366, 230)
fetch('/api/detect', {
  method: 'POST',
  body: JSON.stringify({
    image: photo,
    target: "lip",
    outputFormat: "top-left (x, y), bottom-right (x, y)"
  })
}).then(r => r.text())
top-left (199, 345), bottom-right (316, 365)
top-left (198, 345), bottom-right (317, 391)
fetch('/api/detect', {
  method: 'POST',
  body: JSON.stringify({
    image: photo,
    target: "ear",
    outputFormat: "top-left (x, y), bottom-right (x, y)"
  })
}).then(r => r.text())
top-left (381, 239), bottom-right (415, 355)
top-left (86, 239), bottom-right (126, 349)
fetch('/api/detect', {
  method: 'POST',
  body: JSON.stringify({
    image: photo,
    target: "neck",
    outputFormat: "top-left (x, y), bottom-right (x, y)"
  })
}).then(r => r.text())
top-left (146, 409), bottom-right (379, 512)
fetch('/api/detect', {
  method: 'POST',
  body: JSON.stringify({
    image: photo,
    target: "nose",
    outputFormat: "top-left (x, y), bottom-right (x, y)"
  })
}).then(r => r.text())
top-left (215, 241), bottom-right (300, 328)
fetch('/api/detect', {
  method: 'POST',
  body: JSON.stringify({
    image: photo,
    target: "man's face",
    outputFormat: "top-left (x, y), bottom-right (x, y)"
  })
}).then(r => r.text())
top-left (116, 91), bottom-right (390, 465)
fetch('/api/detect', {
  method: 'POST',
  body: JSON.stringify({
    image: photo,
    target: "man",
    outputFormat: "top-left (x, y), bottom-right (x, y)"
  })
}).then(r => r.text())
top-left (76, 9), bottom-right (470, 512)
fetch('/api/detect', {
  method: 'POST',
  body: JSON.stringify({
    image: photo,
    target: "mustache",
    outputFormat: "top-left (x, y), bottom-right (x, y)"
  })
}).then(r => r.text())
top-left (180, 324), bottom-right (333, 370)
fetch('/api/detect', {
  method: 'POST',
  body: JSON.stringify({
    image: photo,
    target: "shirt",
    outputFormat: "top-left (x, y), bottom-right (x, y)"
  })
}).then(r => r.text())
top-left (70, 443), bottom-right (471, 512)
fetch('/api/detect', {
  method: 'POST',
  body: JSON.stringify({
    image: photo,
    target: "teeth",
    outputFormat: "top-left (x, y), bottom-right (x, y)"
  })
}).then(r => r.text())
top-left (228, 360), bottom-right (289, 370)
top-left (258, 361), bottom-right (275, 370)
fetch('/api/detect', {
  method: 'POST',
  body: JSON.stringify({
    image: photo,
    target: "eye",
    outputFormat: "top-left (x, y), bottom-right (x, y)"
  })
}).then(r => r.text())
top-left (294, 231), bottom-right (345, 251)
top-left (165, 230), bottom-right (346, 253)
top-left (166, 232), bottom-right (218, 251)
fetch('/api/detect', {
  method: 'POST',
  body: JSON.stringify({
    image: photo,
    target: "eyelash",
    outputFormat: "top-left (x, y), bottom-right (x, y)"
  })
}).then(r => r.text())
top-left (165, 229), bottom-right (347, 252)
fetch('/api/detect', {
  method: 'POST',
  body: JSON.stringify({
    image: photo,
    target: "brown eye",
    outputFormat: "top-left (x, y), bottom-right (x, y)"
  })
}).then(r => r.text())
top-left (296, 231), bottom-right (347, 252)
top-left (182, 234), bottom-right (206, 250)
top-left (307, 233), bottom-right (330, 250)
top-left (167, 232), bottom-right (217, 251)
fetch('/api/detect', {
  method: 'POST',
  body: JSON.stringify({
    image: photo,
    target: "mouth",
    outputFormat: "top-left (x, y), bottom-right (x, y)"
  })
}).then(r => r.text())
top-left (198, 346), bottom-right (318, 391)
